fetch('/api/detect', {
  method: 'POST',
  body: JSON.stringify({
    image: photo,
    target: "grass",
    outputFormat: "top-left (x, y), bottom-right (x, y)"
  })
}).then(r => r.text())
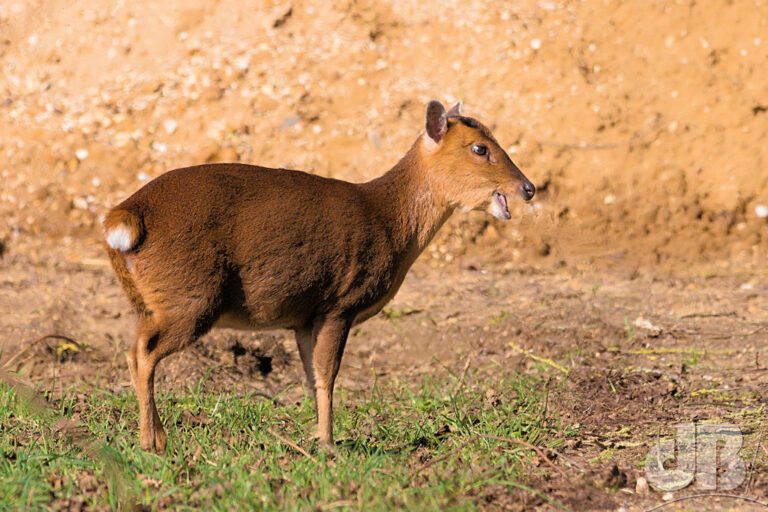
top-left (0, 371), bottom-right (572, 511)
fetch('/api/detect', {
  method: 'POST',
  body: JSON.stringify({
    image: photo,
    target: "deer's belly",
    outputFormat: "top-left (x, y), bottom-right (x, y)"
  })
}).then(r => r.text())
top-left (212, 310), bottom-right (302, 331)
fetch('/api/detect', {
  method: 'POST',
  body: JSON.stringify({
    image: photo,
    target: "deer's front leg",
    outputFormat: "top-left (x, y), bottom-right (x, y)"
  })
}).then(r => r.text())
top-left (311, 316), bottom-right (351, 447)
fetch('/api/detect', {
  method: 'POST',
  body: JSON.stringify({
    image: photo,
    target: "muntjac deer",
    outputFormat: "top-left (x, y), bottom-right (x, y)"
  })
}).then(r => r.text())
top-left (103, 100), bottom-right (535, 453)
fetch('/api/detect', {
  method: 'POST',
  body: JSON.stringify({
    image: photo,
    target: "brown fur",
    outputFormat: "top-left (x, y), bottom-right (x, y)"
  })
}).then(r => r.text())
top-left (103, 100), bottom-right (534, 453)
top-left (103, 209), bottom-right (144, 250)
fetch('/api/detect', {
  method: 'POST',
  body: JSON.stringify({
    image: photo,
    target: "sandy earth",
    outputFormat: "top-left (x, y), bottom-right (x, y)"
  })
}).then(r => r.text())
top-left (2, 0), bottom-right (768, 510)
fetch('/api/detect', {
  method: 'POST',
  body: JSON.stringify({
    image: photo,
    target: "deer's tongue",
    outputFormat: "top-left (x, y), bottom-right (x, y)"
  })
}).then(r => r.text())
top-left (492, 191), bottom-right (511, 220)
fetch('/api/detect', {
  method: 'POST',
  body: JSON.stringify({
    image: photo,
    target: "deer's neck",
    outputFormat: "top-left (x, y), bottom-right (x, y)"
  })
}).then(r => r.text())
top-left (362, 141), bottom-right (454, 257)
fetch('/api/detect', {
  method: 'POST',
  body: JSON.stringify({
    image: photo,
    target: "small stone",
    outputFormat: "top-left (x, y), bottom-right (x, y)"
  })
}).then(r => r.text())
top-left (634, 317), bottom-right (662, 337)
top-left (163, 119), bottom-right (178, 134)
top-left (234, 56), bottom-right (249, 71)
top-left (216, 146), bottom-right (238, 162)
top-left (75, 148), bottom-right (88, 160)
top-left (662, 492), bottom-right (674, 501)
top-left (200, 85), bottom-right (223, 102)
top-left (151, 141), bottom-right (167, 153)
top-left (368, 129), bottom-right (381, 149)
top-left (755, 204), bottom-right (768, 218)
top-left (635, 476), bottom-right (649, 496)
top-left (484, 387), bottom-right (501, 407)
top-left (189, 143), bottom-right (215, 163)
top-left (530, 38), bottom-right (542, 50)
top-left (280, 115), bottom-right (300, 130)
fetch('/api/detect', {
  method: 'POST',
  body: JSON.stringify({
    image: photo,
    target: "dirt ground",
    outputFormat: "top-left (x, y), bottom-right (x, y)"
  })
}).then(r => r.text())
top-left (2, 246), bottom-right (768, 510)
top-left (2, 0), bottom-right (768, 510)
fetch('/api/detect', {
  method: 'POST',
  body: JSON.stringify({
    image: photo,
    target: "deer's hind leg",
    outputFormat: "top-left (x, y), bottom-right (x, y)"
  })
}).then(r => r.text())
top-left (295, 327), bottom-right (316, 403)
top-left (129, 312), bottom-right (206, 454)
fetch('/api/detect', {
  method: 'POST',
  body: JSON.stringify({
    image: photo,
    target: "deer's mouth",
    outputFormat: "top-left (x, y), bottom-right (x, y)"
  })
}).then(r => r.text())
top-left (491, 190), bottom-right (511, 221)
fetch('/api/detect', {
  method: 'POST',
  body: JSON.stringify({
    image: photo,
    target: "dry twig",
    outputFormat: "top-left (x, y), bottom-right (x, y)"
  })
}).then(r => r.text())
top-left (1, 334), bottom-right (80, 369)
top-left (415, 438), bottom-right (475, 473)
top-left (477, 434), bottom-right (572, 483)
top-left (415, 434), bottom-right (572, 484)
top-left (266, 427), bottom-right (318, 463)
top-left (451, 355), bottom-right (472, 395)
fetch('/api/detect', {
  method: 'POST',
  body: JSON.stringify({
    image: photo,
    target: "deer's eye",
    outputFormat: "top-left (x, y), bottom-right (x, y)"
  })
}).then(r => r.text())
top-left (471, 144), bottom-right (488, 156)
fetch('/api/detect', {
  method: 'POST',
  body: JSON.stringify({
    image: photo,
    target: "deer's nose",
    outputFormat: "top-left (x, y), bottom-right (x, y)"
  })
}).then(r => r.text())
top-left (521, 181), bottom-right (535, 201)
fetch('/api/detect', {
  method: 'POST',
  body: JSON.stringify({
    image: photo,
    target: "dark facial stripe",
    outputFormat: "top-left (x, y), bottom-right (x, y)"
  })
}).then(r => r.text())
top-left (448, 115), bottom-right (497, 143)
top-left (453, 115), bottom-right (479, 129)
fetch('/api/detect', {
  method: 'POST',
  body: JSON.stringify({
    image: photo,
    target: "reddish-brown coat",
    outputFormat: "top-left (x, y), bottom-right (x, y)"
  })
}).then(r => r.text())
top-left (103, 100), bottom-right (534, 453)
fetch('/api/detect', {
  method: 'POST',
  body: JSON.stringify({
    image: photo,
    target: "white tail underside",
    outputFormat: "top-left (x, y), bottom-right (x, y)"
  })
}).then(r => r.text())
top-left (106, 225), bottom-right (134, 251)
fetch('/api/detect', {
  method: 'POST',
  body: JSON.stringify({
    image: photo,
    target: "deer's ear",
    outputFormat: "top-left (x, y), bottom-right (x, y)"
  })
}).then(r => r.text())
top-left (425, 100), bottom-right (447, 144)
top-left (446, 101), bottom-right (463, 117)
